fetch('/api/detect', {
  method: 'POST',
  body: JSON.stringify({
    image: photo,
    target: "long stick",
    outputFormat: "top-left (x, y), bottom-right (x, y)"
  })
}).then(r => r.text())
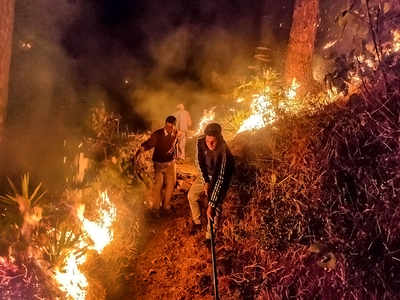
top-left (210, 219), bottom-right (219, 300)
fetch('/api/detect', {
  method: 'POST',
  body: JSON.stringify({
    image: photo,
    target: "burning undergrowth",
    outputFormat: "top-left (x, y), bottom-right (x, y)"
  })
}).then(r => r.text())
top-left (214, 57), bottom-right (400, 299)
top-left (0, 109), bottom-right (151, 299)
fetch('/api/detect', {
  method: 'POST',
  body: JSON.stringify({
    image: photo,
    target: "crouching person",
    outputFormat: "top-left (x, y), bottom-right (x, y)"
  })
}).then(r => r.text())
top-left (188, 123), bottom-right (234, 240)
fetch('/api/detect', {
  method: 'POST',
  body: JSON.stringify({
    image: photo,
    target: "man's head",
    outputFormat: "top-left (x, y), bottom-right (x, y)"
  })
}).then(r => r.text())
top-left (165, 115), bottom-right (177, 134)
top-left (204, 123), bottom-right (222, 151)
top-left (176, 103), bottom-right (184, 111)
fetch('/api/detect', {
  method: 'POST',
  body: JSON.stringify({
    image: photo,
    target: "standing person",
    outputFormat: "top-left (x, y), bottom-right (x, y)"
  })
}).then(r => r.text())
top-left (174, 103), bottom-right (192, 162)
top-left (136, 116), bottom-right (178, 212)
top-left (188, 123), bottom-right (234, 239)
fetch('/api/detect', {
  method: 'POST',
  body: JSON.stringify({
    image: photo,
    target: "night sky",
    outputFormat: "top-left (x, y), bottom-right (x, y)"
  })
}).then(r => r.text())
top-left (9, 0), bottom-right (293, 131)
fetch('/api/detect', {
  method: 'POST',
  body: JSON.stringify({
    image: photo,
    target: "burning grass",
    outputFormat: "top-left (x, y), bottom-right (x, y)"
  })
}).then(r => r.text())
top-left (1, 3), bottom-right (400, 298)
top-left (0, 125), bottom-right (150, 298)
top-left (215, 57), bottom-right (400, 299)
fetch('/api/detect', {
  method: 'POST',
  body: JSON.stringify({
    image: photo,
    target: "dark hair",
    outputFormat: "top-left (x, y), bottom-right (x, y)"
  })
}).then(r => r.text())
top-left (204, 123), bottom-right (222, 137)
top-left (165, 115), bottom-right (176, 124)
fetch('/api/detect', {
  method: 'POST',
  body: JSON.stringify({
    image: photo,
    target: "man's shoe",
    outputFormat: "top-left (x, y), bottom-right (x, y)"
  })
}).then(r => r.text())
top-left (190, 222), bottom-right (202, 235)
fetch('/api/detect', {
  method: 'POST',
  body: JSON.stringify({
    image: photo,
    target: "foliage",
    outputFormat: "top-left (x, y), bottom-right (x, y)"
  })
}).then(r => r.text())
top-left (211, 4), bottom-right (400, 297)
top-left (215, 51), bottom-right (400, 300)
top-left (0, 173), bottom-right (46, 214)
top-left (88, 101), bottom-right (121, 142)
top-left (219, 66), bottom-right (337, 140)
top-left (41, 221), bottom-right (84, 267)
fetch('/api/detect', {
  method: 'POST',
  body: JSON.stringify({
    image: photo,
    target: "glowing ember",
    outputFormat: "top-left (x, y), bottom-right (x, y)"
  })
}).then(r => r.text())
top-left (55, 191), bottom-right (116, 299)
top-left (195, 107), bottom-right (216, 136)
top-left (327, 86), bottom-right (340, 100)
top-left (236, 97), bottom-right (245, 103)
top-left (357, 55), bottom-right (375, 68)
top-left (286, 78), bottom-right (300, 100)
top-left (393, 30), bottom-right (400, 52)
top-left (323, 40), bottom-right (337, 50)
top-left (237, 89), bottom-right (275, 133)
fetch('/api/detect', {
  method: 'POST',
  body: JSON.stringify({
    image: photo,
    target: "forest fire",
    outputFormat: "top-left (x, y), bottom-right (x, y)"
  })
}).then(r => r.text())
top-left (77, 192), bottom-right (116, 253)
top-left (323, 40), bottom-right (337, 50)
top-left (195, 106), bottom-right (216, 136)
top-left (55, 191), bottom-right (116, 300)
top-left (285, 78), bottom-right (300, 100)
top-left (237, 79), bottom-right (300, 133)
top-left (55, 245), bottom-right (88, 300)
top-left (237, 89), bottom-right (274, 134)
top-left (2, 0), bottom-right (400, 299)
top-left (393, 29), bottom-right (400, 52)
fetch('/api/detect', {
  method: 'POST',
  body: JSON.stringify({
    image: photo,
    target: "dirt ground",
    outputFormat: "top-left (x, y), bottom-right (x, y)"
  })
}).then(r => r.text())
top-left (125, 162), bottom-right (216, 300)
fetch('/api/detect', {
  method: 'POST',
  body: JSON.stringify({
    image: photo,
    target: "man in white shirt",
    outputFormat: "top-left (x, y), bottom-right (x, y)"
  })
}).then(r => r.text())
top-left (174, 103), bottom-right (192, 161)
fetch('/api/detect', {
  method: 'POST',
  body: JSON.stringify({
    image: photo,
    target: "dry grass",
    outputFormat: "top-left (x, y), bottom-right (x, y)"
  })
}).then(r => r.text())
top-left (214, 54), bottom-right (400, 299)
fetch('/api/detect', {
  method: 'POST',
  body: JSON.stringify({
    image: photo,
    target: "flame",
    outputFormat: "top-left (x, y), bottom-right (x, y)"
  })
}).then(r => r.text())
top-left (393, 30), bottom-right (400, 52)
top-left (55, 191), bottom-right (116, 299)
top-left (55, 245), bottom-right (88, 300)
top-left (323, 40), bottom-right (337, 50)
top-left (237, 88), bottom-right (276, 133)
top-left (286, 78), bottom-right (300, 100)
top-left (77, 192), bottom-right (116, 253)
top-left (357, 54), bottom-right (376, 69)
top-left (195, 107), bottom-right (216, 136)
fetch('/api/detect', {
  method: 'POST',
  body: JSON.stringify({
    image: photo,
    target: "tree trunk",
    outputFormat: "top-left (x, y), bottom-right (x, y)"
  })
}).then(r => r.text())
top-left (285, 0), bottom-right (319, 95)
top-left (0, 0), bottom-right (15, 141)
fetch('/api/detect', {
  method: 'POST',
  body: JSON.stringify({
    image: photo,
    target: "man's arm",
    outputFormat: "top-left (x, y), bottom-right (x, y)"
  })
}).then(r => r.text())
top-left (208, 145), bottom-right (227, 208)
top-left (136, 131), bottom-right (157, 157)
top-left (195, 138), bottom-right (210, 184)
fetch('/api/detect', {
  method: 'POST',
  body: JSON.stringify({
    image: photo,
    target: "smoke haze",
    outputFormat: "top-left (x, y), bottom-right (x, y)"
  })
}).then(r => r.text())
top-left (2, 0), bottom-right (292, 187)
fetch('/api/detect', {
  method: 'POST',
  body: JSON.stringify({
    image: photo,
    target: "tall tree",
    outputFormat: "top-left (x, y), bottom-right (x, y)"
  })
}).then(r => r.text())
top-left (285, 0), bottom-right (319, 94)
top-left (0, 0), bottom-right (15, 141)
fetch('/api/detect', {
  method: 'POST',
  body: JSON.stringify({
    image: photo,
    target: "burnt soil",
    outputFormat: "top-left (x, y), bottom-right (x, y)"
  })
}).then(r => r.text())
top-left (123, 163), bottom-right (216, 300)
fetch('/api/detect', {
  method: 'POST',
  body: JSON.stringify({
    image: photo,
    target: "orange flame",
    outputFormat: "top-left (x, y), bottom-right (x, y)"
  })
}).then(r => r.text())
top-left (237, 88), bottom-right (275, 133)
top-left (55, 191), bottom-right (116, 299)
top-left (195, 106), bottom-right (216, 136)
top-left (77, 191), bottom-right (116, 253)
top-left (286, 78), bottom-right (300, 100)
top-left (393, 30), bottom-right (400, 52)
top-left (55, 243), bottom-right (88, 300)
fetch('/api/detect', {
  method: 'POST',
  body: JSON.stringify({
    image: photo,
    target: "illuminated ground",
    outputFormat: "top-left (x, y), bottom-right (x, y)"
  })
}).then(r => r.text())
top-left (126, 162), bottom-right (216, 300)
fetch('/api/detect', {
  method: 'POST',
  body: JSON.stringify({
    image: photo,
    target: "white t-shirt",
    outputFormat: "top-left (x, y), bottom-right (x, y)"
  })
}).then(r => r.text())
top-left (174, 110), bottom-right (192, 132)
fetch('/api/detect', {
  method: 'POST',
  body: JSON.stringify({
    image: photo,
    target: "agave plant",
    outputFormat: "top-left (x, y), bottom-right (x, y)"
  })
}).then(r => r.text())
top-left (0, 173), bottom-right (46, 214)
top-left (41, 221), bottom-right (85, 267)
top-left (0, 173), bottom-right (46, 241)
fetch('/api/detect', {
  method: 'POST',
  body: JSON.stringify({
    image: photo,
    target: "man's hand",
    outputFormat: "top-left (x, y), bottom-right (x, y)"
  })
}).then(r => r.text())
top-left (207, 205), bottom-right (216, 220)
top-left (135, 146), bottom-right (144, 159)
top-left (203, 182), bottom-right (210, 197)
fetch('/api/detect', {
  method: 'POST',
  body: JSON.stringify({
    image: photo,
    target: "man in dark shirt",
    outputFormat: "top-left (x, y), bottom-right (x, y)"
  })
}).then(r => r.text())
top-left (188, 123), bottom-right (234, 238)
top-left (136, 116), bottom-right (178, 211)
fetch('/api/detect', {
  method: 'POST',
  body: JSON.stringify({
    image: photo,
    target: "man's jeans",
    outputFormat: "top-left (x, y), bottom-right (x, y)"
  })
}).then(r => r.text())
top-left (188, 176), bottom-right (220, 239)
top-left (153, 160), bottom-right (176, 209)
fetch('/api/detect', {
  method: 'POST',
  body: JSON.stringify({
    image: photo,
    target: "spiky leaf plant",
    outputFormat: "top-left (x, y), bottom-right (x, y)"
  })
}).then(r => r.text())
top-left (0, 173), bottom-right (47, 243)
top-left (41, 221), bottom-right (84, 267)
top-left (0, 173), bottom-right (46, 215)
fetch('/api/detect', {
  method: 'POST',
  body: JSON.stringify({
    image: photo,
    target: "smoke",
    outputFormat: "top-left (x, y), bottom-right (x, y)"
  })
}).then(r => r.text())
top-left (2, 0), bottom-right (266, 185)
top-left (129, 3), bottom-right (261, 129)
top-left (3, 0), bottom-right (84, 186)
